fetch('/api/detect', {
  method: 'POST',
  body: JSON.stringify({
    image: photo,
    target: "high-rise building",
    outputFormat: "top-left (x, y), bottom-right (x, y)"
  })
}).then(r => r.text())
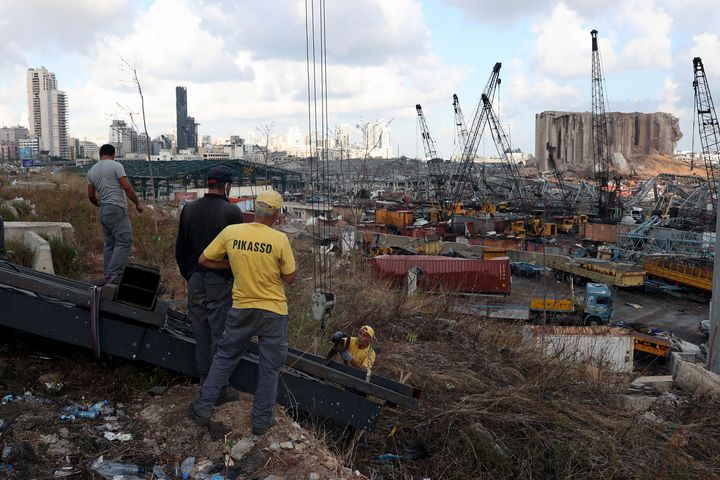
top-left (109, 119), bottom-right (137, 157)
top-left (26, 67), bottom-right (69, 159)
top-left (176, 86), bottom-right (198, 151)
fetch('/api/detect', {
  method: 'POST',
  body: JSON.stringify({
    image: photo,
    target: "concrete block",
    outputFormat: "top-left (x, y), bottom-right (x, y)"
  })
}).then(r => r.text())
top-left (616, 394), bottom-right (657, 413)
top-left (671, 351), bottom-right (696, 376)
top-left (674, 361), bottom-right (720, 400)
top-left (4, 222), bottom-right (73, 243)
top-left (24, 231), bottom-right (54, 274)
top-left (631, 375), bottom-right (674, 393)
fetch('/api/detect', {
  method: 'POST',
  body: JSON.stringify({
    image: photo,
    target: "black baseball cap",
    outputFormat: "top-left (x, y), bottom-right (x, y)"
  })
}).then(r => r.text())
top-left (207, 165), bottom-right (233, 184)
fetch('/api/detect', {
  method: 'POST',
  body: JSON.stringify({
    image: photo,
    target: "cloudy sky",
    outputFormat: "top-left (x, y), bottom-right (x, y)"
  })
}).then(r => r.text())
top-left (0, 0), bottom-right (718, 158)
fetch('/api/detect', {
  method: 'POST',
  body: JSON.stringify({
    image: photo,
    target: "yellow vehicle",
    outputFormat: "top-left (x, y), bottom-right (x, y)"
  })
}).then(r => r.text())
top-left (526, 217), bottom-right (558, 237)
top-left (508, 220), bottom-right (526, 237)
top-left (497, 202), bottom-right (511, 213)
top-left (558, 217), bottom-right (575, 234)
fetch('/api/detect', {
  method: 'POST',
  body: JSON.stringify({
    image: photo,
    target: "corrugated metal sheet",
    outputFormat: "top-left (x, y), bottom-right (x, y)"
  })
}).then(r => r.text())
top-left (372, 255), bottom-right (511, 295)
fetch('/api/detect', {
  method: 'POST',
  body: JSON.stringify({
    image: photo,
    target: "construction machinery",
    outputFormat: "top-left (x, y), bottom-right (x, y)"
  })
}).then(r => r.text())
top-left (416, 104), bottom-right (445, 199)
top-left (643, 255), bottom-right (713, 292)
top-left (528, 283), bottom-right (614, 325)
top-left (590, 29), bottom-right (613, 219)
top-left (452, 93), bottom-right (469, 153)
top-left (444, 62), bottom-right (502, 220)
top-left (482, 93), bottom-right (530, 210)
top-left (692, 57), bottom-right (720, 220)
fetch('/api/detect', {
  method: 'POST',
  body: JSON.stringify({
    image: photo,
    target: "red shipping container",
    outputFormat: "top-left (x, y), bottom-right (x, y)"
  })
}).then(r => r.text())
top-left (372, 255), bottom-right (510, 295)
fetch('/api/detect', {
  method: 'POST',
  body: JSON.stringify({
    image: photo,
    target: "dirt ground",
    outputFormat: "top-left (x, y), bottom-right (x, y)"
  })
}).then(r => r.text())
top-left (0, 330), bottom-right (363, 480)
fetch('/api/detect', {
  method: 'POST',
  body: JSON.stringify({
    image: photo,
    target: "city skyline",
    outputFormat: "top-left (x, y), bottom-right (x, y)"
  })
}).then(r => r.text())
top-left (0, 0), bottom-right (718, 159)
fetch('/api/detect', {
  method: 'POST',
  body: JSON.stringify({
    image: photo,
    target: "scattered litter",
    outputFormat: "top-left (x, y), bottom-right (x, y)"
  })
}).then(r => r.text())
top-left (1, 446), bottom-right (11, 461)
top-left (53, 467), bottom-right (80, 477)
top-left (90, 457), bottom-right (144, 479)
top-left (1, 394), bottom-right (13, 404)
top-left (89, 400), bottom-right (109, 412)
top-left (625, 303), bottom-right (643, 309)
top-left (0, 463), bottom-right (13, 473)
top-left (0, 419), bottom-right (7, 433)
top-left (180, 457), bottom-right (195, 479)
top-left (103, 431), bottom-right (133, 442)
top-left (152, 465), bottom-right (170, 479)
top-left (376, 453), bottom-right (402, 463)
top-left (44, 382), bottom-right (64, 394)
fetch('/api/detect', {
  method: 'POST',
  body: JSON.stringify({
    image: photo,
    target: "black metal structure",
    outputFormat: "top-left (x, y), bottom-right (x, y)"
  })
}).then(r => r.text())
top-left (0, 262), bottom-right (418, 430)
top-left (692, 57), bottom-right (720, 218)
top-left (546, 142), bottom-right (572, 212)
top-left (590, 29), bottom-right (611, 218)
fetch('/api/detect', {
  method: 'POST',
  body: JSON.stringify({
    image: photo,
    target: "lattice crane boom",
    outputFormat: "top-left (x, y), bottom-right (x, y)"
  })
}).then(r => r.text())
top-left (416, 104), bottom-right (438, 160)
top-left (481, 93), bottom-right (529, 208)
top-left (443, 62), bottom-right (502, 219)
top-left (452, 93), bottom-right (468, 149)
top-left (591, 29), bottom-right (611, 218)
top-left (693, 57), bottom-right (720, 217)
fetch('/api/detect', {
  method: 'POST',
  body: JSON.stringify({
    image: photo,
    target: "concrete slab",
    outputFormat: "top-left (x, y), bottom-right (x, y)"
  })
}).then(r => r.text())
top-left (631, 375), bottom-right (674, 393)
top-left (24, 231), bottom-right (54, 274)
top-left (671, 352), bottom-right (697, 376)
top-left (615, 394), bottom-right (657, 413)
top-left (674, 361), bottom-right (720, 399)
top-left (4, 222), bottom-right (73, 243)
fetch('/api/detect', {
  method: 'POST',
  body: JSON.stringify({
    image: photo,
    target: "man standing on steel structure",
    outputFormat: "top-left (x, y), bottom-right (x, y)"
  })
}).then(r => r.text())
top-left (188, 190), bottom-right (296, 436)
top-left (175, 165), bottom-right (243, 404)
top-left (86, 144), bottom-right (144, 284)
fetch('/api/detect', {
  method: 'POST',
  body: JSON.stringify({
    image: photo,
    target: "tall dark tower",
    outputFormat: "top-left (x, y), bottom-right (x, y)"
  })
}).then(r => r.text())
top-left (176, 86), bottom-right (198, 151)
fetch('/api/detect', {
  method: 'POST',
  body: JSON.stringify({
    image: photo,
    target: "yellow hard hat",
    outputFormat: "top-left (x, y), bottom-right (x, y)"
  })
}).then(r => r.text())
top-left (360, 325), bottom-right (375, 338)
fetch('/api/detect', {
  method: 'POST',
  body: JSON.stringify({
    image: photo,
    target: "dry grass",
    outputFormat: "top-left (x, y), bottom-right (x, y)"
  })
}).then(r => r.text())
top-left (6, 170), bottom-right (720, 479)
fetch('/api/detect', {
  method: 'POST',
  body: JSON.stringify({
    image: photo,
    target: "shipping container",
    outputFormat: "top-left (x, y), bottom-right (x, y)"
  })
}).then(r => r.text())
top-left (372, 255), bottom-right (511, 295)
top-left (579, 222), bottom-right (618, 243)
top-left (469, 236), bottom-right (525, 251)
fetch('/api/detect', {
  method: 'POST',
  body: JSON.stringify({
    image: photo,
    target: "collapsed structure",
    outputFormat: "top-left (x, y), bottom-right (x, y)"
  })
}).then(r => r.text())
top-left (534, 111), bottom-right (682, 172)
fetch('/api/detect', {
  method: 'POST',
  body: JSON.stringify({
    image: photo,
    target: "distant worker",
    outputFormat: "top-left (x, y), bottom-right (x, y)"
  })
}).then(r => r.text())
top-left (86, 144), bottom-right (144, 284)
top-left (175, 165), bottom-right (243, 403)
top-left (331, 325), bottom-right (376, 372)
top-left (188, 190), bottom-right (297, 436)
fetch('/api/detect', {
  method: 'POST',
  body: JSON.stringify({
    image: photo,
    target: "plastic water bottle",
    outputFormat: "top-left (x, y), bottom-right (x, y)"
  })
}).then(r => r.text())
top-left (76, 410), bottom-right (98, 419)
top-left (92, 460), bottom-right (144, 477)
top-left (180, 457), bottom-right (195, 479)
top-left (60, 405), bottom-right (80, 415)
top-left (89, 400), bottom-right (109, 412)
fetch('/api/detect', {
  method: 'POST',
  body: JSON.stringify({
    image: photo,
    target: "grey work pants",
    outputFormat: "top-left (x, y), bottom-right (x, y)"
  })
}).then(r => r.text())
top-left (98, 204), bottom-right (132, 279)
top-left (194, 308), bottom-right (288, 430)
top-left (187, 270), bottom-right (233, 382)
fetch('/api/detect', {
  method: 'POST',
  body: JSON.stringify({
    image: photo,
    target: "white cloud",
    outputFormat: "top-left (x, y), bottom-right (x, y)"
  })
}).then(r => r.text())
top-left (689, 33), bottom-right (720, 80)
top-left (655, 77), bottom-right (686, 119)
top-left (619, 0), bottom-right (673, 69)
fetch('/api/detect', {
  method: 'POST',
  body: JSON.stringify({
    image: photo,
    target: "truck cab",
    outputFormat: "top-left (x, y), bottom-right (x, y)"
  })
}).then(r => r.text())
top-left (583, 283), bottom-right (613, 325)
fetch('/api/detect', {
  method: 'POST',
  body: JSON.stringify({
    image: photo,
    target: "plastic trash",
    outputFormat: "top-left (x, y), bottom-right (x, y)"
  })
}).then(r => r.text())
top-left (152, 465), bottom-right (170, 479)
top-left (0, 418), bottom-right (7, 432)
top-left (376, 453), bottom-right (402, 463)
top-left (60, 415), bottom-right (76, 421)
top-left (76, 410), bottom-right (98, 419)
top-left (180, 456), bottom-right (195, 480)
top-left (60, 405), bottom-right (79, 415)
top-left (90, 458), bottom-right (144, 478)
top-left (195, 474), bottom-right (224, 480)
top-left (1, 394), bottom-right (13, 404)
top-left (1, 446), bottom-right (11, 461)
top-left (0, 463), bottom-right (13, 473)
top-left (89, 400), bottom-right (109, 412)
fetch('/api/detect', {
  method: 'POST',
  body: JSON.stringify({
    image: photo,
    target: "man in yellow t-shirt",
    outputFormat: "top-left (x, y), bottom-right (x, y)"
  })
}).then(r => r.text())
top-left (188, 190), bottom-right (297, 436)
top-left (333, 325), bottom-right (376, 372)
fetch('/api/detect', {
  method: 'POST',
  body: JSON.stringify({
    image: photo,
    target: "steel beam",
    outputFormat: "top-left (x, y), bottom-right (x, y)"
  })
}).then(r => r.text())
top-left (0, 287), bottom-right (382, 430)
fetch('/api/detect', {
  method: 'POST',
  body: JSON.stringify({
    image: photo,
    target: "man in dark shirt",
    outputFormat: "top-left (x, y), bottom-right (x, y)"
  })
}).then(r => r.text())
top-left (175, 165), bottom-right (243, 402)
